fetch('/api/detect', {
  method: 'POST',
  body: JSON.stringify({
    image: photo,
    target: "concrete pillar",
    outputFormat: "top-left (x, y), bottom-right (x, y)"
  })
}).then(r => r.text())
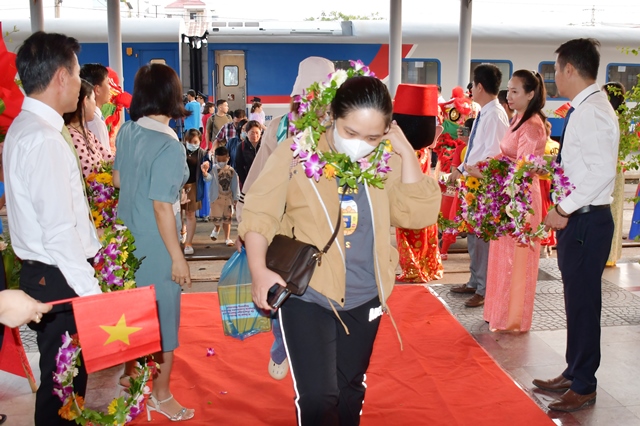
top-left (457, 0), bottom-right (473, 88)
top-left (388, 0), bottom-right (402, 98)
top-left (29, 0), bottom-right (44, 32)
top-left (107, 0), bottom-right (124, 85)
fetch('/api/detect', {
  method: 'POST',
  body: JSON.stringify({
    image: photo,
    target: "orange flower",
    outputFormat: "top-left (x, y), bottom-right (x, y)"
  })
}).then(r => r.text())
top-left (465, 192), bottom-right (475, 204)
top-left (516, 158), bottom-right (526, 170)
top-left (323, 164), bottom-right (337, 179)
top-left (58, 395), bottom-right (84, 420)
top-left (493, 216), bottom-right (501, 224)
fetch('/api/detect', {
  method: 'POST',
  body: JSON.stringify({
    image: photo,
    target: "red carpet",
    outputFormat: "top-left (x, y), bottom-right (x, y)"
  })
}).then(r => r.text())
top-left (132, 286), bottom-right (553, 425)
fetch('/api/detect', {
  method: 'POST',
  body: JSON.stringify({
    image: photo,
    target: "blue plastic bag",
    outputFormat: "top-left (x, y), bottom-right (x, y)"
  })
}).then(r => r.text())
top-left (218, 247), bottom-right (271, 340)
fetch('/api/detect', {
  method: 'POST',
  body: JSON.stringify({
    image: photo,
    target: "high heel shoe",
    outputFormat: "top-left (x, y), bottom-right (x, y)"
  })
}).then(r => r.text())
top-left (146, 394), bottom-right (194, 422)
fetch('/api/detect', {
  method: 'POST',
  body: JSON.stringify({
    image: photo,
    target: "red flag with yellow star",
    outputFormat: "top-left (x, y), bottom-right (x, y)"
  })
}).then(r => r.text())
top-left (71, 286), bottom-right (161, 373)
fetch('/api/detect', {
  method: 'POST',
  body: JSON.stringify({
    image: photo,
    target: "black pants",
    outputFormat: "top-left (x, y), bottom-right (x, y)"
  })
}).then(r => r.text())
top-left (20, 260), bottom-right (87, 426)
top-left (557, 208), bottom-right (613, 395)
top-left (279, 296), bottom-right (382, 426)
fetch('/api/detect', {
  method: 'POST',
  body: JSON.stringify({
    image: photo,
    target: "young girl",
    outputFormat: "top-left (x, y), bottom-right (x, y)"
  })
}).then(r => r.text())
top-left (248, 101), bottom-right (267, 130)
top-left (240, 75), bottom-right (441, 425)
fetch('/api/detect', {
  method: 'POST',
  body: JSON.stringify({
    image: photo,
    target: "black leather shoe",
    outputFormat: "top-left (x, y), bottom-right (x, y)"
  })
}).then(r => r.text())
top-left (532, 375), bottom-right (572, 392)
top-left (548, 390), bottom-right (596, 412)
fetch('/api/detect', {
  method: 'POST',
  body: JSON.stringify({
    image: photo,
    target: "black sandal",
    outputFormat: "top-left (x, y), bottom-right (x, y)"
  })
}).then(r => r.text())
top-left (0, 414), bottom-right (7, 425)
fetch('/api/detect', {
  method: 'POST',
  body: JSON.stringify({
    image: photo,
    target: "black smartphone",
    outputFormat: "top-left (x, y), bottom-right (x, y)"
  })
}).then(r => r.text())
top-left (267, 284), bottom-right (291, 310)
top-left (460, 127), bottom-right (470, 137)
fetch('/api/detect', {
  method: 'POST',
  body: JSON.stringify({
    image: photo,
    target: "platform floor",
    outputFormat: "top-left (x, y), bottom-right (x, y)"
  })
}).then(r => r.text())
top-left (3, 183), bottom-right (640, 425)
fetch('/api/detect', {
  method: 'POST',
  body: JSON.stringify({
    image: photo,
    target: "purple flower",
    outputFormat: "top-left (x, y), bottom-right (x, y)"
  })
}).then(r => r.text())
top-left (302, 153), bottom-right (326, 181)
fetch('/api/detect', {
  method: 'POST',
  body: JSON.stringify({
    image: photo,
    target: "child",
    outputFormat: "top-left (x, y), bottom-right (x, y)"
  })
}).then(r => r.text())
top-left (181, 129), bottom-right (210, 255)
top-left (202, 146), bottom-right (239, 246)
top-left (248, 100), bottom-right (267, 130)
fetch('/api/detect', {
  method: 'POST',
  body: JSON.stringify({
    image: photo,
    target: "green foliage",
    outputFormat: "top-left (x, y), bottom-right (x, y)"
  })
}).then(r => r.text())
top-left (1, 235), bottom-right (22, 290)
top-left (616, 48), bottom-right (640, 172)
top-left (305, 11), bottom-right (384, 21)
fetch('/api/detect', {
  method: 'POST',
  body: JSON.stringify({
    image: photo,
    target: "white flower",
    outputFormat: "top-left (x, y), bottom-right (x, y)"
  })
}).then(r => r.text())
top-left (292, 127), bottom-right (316, 158)
top-left (331, 69), bottom-right (348, 87)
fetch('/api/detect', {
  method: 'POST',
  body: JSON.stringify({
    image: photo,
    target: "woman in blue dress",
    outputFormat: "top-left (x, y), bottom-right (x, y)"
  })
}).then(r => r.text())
top-left (113, 64), bottom-right (194, 422)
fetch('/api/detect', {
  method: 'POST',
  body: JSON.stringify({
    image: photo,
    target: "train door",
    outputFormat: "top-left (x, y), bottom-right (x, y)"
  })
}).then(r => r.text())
top-left (214, 51), bottom-right (246, 111)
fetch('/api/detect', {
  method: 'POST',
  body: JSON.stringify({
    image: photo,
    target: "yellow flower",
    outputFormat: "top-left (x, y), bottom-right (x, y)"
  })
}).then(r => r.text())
top-left (466, 177), bottom-right (480, 190)
top-left (107, 399), bottom-right (118, 415)
top-left (516, 158), bottom-right (526, 170)
top-left (121, 250), bottom-right (128, 262)
top-left (383, 139), bottom-right (393, 153)
top-left (91, 210), bottom-right (103, 228)
top-left (124, 280), bottom-right (136, 289)
top-left (323, 164), bottom-right (337, 179)
top-left (95, 172), bottom-right (113, 185)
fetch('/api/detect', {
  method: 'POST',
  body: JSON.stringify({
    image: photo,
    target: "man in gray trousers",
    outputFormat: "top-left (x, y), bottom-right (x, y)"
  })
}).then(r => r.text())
top-left (447, 64), bottom-right (509, 307)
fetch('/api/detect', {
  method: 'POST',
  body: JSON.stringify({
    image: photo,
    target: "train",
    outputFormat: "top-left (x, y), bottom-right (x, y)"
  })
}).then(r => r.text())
top-left (3, 18), bottom-right (640, 136)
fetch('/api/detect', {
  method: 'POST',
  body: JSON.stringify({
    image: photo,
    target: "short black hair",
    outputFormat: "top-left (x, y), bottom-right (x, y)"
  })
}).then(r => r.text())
top-left (187, 89), bottom-right (196, 98)
top-left (216, 99), bottom-right (227, 107)
top-left (245, 120), bottom-right (262, 132)
top-left (497, 89), bottom-right (508, 105)
top-left (331, 76), bottom-right (393, 127)
top-left (602, 82), bottom-right (626, 112)
top-left (233, 109), bottom-right (246, 119)
top-left (16, 31), bottom-right (80, 95)
top-left (473, 64), bottom-right (502, 96)
top-left (129, 63), bottom-right (189, 121)
top-left (184, 128), bottom-right (202, 143)
top-left (464, 118), bottom-right (475, 130)
top-left (214, 146), bottom-right (229, 157)
top-left (555, 38), bottom-right (600, 81)
top-left (80, 63), bottom-right (108, 87)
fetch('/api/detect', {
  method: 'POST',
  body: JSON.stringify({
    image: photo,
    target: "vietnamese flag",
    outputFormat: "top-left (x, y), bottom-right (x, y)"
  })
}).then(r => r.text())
top-left (554, 102), bottom-right (572, 118)
top-left (71, 286), bottom-right (161, 374)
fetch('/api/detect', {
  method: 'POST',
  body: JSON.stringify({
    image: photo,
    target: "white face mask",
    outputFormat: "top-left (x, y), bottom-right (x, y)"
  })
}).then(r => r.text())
top-left (186, 143), bottom-right (199, 152)
top-left (332, 126), bottom-right (376, 162)
top-left (216, 161), bottom-right (227, 168)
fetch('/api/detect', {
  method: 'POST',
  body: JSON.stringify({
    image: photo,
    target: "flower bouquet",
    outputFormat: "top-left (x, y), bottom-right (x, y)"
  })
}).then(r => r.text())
top-left (289, 60), bottom-right (393, 189)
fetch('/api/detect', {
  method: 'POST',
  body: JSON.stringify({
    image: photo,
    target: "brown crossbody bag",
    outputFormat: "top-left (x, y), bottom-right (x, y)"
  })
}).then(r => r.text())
top-left (265, 193), bottom-right (344, 309)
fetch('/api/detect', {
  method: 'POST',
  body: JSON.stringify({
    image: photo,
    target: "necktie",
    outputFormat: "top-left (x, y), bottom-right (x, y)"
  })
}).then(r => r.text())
top-left (462, 111), bottom-right (482, 171)
top-left (555, 106), bottom-right (574, 166)
top-left (61, 125), bottom-right (96, 231)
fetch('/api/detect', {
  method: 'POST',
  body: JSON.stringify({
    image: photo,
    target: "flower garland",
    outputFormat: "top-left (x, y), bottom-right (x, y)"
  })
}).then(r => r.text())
top-left (86, 162), bottom-right (118, 229)
top-left (93, 221), bottom-right (143, 293)
top-left (51, 162), bottom-right (149, 424)
top-left (449, 155), bottom-right (574, 245)
top-left (289, 59), bottom-right (393, 189)
top-left (53, 332), bottom-right (154, 425)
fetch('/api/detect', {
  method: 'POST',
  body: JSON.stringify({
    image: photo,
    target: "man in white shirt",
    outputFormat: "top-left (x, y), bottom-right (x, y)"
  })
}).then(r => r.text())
top-left (80, 63), bottom-right (112, 154)
top-left (4, 31), bottom-right (102, 426)
top-left (533, 38), bottom-right (619, 412)
top-left (447, 64), bottom-right (509, 308)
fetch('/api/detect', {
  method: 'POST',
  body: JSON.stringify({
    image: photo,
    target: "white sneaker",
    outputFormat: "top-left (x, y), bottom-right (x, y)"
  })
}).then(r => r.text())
top-left (225, 239), bottom-right (234, 247)
top-left (183, 245), bottom-right (194, 255)
top-left (210, 228), bottom-right (219, 241)
top-left (180, 231), bottom-right (187, 244)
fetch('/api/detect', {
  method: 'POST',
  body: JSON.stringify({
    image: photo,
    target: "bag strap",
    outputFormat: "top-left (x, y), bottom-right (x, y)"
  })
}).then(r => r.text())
top-left (319, 185), bottom-right (347, 255)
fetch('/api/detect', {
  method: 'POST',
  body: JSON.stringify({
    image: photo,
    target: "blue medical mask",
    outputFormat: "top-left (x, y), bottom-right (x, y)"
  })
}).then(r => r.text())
top-left (186, 143), bottom-right (199, 152)
top-left (216, 161), bottom-right (227, 168)
top-left (241, 131), bottom-right (247, 140)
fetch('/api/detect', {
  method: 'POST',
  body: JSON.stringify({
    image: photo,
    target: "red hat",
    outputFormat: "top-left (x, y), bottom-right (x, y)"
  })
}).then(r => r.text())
top-left (393, 84), bottom-right (439, 150)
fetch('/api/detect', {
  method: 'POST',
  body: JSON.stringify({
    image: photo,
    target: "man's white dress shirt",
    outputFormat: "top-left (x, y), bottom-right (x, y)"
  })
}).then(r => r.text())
top-left (458, 98), bottom-right (509, 174)
top-left (558, 84), bottom-right (620, 214)
top-left (87, 107), bottom-right (112, 154)
top-left (4, 97), bottom-right (102, 296)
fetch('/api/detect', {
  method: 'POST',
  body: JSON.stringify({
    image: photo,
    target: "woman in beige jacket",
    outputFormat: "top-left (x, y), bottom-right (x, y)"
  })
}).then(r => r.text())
top-left (239, 76), bottom-right (441, 426)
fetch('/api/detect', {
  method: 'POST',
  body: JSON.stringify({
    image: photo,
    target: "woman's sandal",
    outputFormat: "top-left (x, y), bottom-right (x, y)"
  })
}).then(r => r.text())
top-left (146, 394), bottom-right (195, 422)
top-left (0, 414), bottom-right (7, 425)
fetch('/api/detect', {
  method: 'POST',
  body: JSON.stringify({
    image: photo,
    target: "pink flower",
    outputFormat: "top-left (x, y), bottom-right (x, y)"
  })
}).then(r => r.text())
top-left (302, 153), bottom-right (326, 181)
top-left (206, 348), bottom-right (215, 357)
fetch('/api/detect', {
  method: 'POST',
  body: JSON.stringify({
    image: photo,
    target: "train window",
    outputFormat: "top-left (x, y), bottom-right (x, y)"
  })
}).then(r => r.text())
top-left (401, 59), bottom-right (440, 85)
top-left (224, 66), bottom-right (239, 87)
top-left (539, 62), bottom-right (564, 99)
top-left (607, 63), bottom-right (640, 89)
top-left (149, 59), bottom-right (166, 65)
top-left (470, 61), bottom-right (512, 90)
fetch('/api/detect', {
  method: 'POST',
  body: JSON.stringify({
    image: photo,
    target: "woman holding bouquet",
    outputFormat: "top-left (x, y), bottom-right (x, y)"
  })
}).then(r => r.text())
top-left (483, 70), bottom-right (547, 332)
